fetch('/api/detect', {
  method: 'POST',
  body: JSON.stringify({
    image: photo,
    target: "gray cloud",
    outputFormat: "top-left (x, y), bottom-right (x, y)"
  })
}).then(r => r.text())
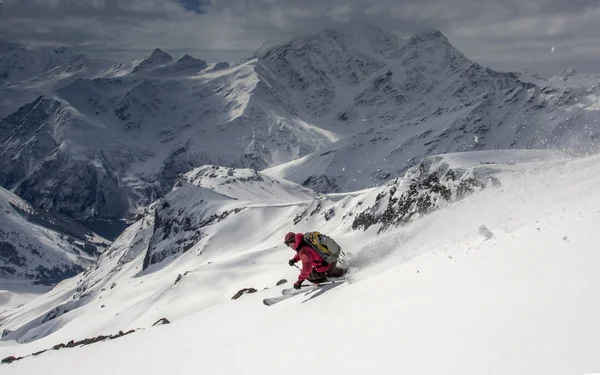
top-left (0, 0), bottom-right (599, 74)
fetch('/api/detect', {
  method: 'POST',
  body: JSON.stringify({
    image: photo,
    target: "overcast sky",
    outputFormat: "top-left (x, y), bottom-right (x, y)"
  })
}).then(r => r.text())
top-left (1, 0), bottom-right (599, 76)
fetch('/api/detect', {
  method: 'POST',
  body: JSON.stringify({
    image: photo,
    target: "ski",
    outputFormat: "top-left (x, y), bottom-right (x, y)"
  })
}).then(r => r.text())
top-left (281, 277), bottom-right (346, 295)
top-left (263, 285), bottom-right (319, 306)
top-left (264, 278), bottom-right (347, 306)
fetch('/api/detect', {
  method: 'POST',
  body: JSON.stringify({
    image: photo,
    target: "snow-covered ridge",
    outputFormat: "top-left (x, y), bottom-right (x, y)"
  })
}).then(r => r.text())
top-left (0, 40), bottom-right (94, 84)
top-left (0, 186), bottom-right (109, 285)
top-left (145, 166), bottom-right (318, 271)
top-left (131, 49), bottom-right (173, 73)
top-left (174, 165), bottom-right (318, 201)
top-left (1, 25), bottom-right (599, 221)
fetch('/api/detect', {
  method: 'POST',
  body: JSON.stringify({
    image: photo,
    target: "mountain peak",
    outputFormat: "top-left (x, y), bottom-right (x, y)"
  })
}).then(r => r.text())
top-left (258, 22), bottom-right (402, 61)
top-left (132, 49), bottom-right (173, 73)
top-left (178, 54), bottom-right (194, 62)
top-left (146, 48), bottom-right (173, 62)
top-left (173, 54), bottom-right (207, 72)
top-left (408, 29), bottom-right (449, 44)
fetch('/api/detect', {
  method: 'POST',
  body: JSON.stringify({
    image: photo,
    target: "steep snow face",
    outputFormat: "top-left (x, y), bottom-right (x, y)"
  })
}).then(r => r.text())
top-left (1, 25), bottom-right (599, 219)
top-left (0, 186), bottom-right (108, 285)
top-left (1, 151), bottom-right (600, 375)
top-left (0, 96), bottom-right (135, 219)
top-left (262, 43), bottom-right (600, 192)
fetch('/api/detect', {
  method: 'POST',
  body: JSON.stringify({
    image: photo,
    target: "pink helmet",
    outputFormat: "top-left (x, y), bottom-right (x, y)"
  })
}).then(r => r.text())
top-left (284, 232), bottom-right (295, 244)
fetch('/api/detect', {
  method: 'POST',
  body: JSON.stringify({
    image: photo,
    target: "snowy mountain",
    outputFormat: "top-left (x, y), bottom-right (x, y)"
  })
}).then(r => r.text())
top-left (0, 40), bottom-right (120, 121)
top-left (131, 49), bottom-right (173, 74)
top-left (259, 27), bottom-right (600, 191)
top-left (0, 186), bottom-right (109, 285)
top-left (0, 151), bottom-right (492, 343)
top-left (1, 24), bottom-right (600, 374)
top-left (144, 165), bottom-right (317, 270)
top-left (1, 150), bottom-right (600, 374)
top-left (1, 25), bottom-right (599, 220)
top-left (0, 40), bottom-right (93, 84)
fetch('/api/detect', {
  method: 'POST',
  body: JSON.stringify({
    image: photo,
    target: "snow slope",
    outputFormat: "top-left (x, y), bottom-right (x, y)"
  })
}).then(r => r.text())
top-left (2, 25), bottom-right (599, 220)
top-left (1, 150), bottom-right (599, 374)
top-left (0, 186), bottom-right (108, 286)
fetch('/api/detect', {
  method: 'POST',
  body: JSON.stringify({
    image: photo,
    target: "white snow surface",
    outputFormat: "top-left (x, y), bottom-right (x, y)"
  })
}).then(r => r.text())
top-left (1, 150), bottom-right (600, 374)
top-left (175, 165), bottom-right (317, 202)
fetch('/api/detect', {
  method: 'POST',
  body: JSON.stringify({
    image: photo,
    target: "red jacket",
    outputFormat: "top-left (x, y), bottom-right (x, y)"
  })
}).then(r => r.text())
top-left (291, 233), bottom-right (330, 282)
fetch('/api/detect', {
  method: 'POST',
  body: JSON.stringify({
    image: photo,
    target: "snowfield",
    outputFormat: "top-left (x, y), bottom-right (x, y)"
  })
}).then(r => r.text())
top-left (1, 150), bottom-right (600, 374)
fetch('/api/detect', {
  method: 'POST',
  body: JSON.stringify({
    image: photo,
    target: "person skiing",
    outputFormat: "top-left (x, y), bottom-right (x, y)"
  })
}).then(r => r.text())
top-left (284, 232), bottom-right (346, 290)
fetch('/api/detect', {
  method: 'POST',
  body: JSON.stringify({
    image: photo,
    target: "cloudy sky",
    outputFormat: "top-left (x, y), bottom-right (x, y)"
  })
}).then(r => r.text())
top-left (0, 0), bottom-right (599, 75)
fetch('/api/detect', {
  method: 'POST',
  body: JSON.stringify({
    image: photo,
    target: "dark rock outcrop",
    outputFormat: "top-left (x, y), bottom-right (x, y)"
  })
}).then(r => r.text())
top-left (211, 62), bottom-right (230, 72)
top-left (352, 162), bottom-right (498, 233)
top-left (152, 318), bottom-right (171, 326)
top-left (231, 288), bottom-right (257, 300)
top-left (1, 329), bottom-right (136, 365)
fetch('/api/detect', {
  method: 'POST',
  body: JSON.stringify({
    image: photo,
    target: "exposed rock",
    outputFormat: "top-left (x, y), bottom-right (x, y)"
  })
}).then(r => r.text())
top-left (479, 225), bottom-right (494, 240)
top-left (152, 318), bottom-right (171, 326)
top-left (1, 329), bottom-right (136, 365)
top-left (174, 274), bottom-right (183, 285)
top-left (324, 208), bottom-right (335, 221)
top-left (1, 355), bottom-right (23, 364)
top-left (302, 175), bottom-right (339, 194)
top-left (276, 279), bottom-right (288, 286)
top-left (41, 301), bottom-right (78, 324)
top-left (211, 62), bottom-right (230, 72)
top-left (142, 186), bottom-right (246, 271)
top-left (231, 287), bottom-right (258, 300)
top-left (352, 163), bottom-right (497, 233)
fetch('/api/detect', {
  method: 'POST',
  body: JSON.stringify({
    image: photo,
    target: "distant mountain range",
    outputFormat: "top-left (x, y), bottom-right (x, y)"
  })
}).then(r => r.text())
top-left (1, 26), bottom-right (598, 222)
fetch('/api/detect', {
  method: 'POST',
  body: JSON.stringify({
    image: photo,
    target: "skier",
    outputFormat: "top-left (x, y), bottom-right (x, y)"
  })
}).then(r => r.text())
top-left (284, 232), bottom-right (346, 290)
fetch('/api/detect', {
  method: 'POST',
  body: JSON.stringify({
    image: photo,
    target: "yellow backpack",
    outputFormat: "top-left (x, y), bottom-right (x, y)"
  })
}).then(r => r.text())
top-left (303, 231), bottom-right (343, 264)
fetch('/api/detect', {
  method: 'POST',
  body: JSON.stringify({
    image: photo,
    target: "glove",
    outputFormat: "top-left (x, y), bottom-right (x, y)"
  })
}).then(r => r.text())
top-left (288, 259), bottom-right (296, 267)
top-left (293, 280), bottom-right (303, 290)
